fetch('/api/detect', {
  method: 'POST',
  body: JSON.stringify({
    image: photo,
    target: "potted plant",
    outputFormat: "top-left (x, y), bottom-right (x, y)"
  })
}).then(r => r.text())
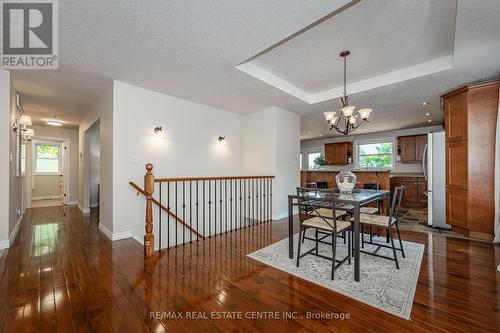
top-left (313, 154), bottom-right (328, 169)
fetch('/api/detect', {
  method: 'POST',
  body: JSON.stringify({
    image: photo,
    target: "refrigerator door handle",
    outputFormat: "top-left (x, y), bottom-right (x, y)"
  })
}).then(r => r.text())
top-left (422, 143), bottom-right (428, 181)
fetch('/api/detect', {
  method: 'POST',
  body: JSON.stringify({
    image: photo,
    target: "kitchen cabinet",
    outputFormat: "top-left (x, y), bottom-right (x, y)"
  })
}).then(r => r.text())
top-left (397, 135), bottom-right (427, 163)
top-left (324, 142), bottom-right (353, 165)
top-left (390, 176), bottom-right (427, 207)
top-left (442, 80), bottom-right (500, 240)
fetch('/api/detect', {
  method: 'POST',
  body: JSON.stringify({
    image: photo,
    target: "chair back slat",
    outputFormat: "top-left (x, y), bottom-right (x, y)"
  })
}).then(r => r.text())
top-left (296, 187), bottom-right (339, 233)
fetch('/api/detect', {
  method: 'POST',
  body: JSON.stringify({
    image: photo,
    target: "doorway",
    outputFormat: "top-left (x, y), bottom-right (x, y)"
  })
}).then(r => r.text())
top-left (29, 138), bottom-right (70, 208)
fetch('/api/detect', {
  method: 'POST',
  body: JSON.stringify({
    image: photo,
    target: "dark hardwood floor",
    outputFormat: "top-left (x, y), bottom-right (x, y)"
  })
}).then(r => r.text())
top-left (0, 206), bottom-right (499, 332)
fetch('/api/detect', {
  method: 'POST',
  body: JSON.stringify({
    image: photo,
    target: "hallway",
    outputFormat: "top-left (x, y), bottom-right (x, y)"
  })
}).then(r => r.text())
top-left (0, 207), bottom-right (498, 332)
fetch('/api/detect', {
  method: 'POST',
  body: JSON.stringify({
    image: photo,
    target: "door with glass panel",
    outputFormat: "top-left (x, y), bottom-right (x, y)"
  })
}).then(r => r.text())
top-left (32, 141), bottom-right (64, 207)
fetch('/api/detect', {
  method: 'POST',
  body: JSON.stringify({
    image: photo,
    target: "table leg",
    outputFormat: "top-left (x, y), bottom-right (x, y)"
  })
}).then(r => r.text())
top-left (386, 193), bottom-right (391, 243)
top-left (354, 204), bottom-right (360, 282)
top-left (288, 196), bottom-right (294, 259)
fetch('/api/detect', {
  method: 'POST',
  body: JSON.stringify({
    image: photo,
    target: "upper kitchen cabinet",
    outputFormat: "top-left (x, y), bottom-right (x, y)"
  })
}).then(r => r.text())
top-left (444, 91), bottom-right (468, 142)
top-left (397, 134), bottom-right (427, 163)
top-left (324, 142), bottom-right (353, 165)
top-left (442, 79), bottom-right (500, 241)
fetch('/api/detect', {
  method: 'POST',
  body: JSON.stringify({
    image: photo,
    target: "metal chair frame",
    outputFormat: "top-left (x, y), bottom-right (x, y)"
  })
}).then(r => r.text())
top-left (296, 187), bottom-right (352, 280)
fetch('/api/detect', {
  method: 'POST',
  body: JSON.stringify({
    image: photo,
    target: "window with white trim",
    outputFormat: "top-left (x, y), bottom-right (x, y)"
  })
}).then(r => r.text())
top-left (35, 143), bottom-right (61, 174)
top-left (357, 141), bottom-right (394, 169)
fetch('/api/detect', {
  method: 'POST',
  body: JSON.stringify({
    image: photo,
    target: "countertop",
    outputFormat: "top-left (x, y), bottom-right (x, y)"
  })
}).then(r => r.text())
top-left (389, 172), bottom-right (425, 178)
top-left (302, 170), bottom-right (390, 173)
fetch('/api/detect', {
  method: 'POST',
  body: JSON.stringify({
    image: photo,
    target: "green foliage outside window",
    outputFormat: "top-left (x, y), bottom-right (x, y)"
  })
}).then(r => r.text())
top-left (358, 142), bottom-right (393, 169)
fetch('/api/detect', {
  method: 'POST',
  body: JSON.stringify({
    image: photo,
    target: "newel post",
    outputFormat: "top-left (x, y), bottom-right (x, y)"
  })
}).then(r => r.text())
top-left (144, 163), bottom-right (155, 258)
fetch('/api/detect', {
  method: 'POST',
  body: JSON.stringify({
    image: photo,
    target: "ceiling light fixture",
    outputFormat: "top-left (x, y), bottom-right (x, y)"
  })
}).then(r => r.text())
top-left (425, 113), bottom-right (431, 116)
top-left (46, 121), bottom-right (63, 126)
top-left (427, 119), bottom-right (432, 123)
top-left (324, 51), bottom-right (373, 135)
top-left (421, 102), bottom-right (429, 106)
top-left (218, 136), bottom-right (227, 144)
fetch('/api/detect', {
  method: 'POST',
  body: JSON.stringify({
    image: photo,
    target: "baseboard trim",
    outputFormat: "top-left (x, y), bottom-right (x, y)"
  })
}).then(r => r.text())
top-left (133, 236), bottom-right (144, 245)
top-left (9, 214), bottom-right (23, 246)
top-left (78, 205), bottom-right (91, 214)
top-left (98, 223), bottom-right (133, 241)
top-left (32, 196), bottom-right (62, 201)
top-left (68, 200), bottom-right (78, 206)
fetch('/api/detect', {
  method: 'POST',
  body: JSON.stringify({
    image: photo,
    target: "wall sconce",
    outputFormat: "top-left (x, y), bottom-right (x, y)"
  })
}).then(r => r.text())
top-left (154, 126), bottom-right (164, 136)
top-left (218, 136), bottom-right (227, 144)
top-left (12, 115), bottom-right (32, 132)
top-left (23, 128), bottom-right (35, 141)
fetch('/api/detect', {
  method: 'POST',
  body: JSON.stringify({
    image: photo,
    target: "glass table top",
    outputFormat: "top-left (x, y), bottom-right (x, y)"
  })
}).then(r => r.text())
top-left (301, 189), bottom-right (389, 204)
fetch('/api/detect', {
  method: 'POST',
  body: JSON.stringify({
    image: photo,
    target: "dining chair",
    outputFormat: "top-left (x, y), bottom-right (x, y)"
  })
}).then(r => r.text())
top-left (356, 185), bottom-right (406, 269)
top-left (296, 187), bottom-right (352, 280)
top-left (360, 182), bottom-right (381, 245)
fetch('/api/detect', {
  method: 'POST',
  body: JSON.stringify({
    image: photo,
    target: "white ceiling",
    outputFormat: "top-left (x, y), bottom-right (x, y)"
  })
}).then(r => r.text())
top-left (10, 0), bottom-right (500, 138)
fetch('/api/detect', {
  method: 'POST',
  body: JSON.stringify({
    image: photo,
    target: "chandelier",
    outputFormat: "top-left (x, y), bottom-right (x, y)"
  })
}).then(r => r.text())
top-left (324, 50), bottom-right (373, 135)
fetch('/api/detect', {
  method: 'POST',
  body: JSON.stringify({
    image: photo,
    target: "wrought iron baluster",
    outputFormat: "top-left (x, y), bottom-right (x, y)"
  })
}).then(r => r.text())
top-left (239, 179), bottom-right (242, 229)
top-left (175, 182), bottom-right (178, 246)
top-left (189, 181), bottom-right (192, 243)
top-left (182, 181), bottom-right (186, 245)
top-left (209, 180), bottom-right (212, 237)
top-left (219, 179), bottom-right (224, 234)
top-left (167, 182), bottom-right (170, 249)
top-left (196, 180), bottom-right (199, 241)
top-left (229, 179), bottom-right (233, 232)
top-left (225, 179), bottom-right (228, 233)
top-left (159, 183), bottom-right (162, 251)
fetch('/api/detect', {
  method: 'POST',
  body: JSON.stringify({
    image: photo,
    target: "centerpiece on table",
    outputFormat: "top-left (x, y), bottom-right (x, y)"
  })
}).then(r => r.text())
top-left (335, 170), bottom-right (356, 194)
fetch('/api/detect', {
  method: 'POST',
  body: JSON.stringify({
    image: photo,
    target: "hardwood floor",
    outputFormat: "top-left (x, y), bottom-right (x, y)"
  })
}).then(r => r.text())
top-left (0, 206), bottom-right (499, 332)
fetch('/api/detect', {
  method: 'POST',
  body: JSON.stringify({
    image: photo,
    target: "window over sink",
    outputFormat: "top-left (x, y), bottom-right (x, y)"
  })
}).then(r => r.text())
top-left (357, 141), bottom-right (394, 170)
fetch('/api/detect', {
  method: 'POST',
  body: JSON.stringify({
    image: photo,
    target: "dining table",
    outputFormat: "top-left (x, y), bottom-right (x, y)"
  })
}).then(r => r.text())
top-left (287, 189), bottom-right (390, 282)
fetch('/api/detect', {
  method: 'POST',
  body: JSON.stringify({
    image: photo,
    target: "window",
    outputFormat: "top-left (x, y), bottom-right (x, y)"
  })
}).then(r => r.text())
top-left (35, 143), bottom-right (61, 174)
top-left (308, 152), bottom-right (321, 170)
top-left (357, 141), bottom-right (393, 169)
top-left (300, 153), bottom-right (303, 170)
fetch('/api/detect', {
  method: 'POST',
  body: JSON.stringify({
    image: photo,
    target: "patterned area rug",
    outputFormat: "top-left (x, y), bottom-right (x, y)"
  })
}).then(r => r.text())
top-left (248, 234), bottom-right (424, 320)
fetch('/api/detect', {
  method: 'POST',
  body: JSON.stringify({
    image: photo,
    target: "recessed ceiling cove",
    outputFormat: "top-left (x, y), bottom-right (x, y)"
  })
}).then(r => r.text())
top-left (236, 0), bottom-right (457, 104)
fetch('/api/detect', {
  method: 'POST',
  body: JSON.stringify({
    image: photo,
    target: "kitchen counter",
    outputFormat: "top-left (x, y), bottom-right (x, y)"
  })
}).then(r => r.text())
top-left (300, 170), bottom-right (391, 190)
top-left (389, 172), bottom-right (425, 178)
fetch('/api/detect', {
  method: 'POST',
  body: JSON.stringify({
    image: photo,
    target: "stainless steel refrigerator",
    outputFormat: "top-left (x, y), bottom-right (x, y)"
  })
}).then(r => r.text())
top-left (424, 131), bottom-right (450, 229)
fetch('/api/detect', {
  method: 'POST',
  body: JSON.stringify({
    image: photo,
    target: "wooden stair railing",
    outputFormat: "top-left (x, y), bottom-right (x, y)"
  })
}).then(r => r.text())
top-left (134, 163), bottom-right (275, 258)
top-left (129, 181), bottom-right (204, 240)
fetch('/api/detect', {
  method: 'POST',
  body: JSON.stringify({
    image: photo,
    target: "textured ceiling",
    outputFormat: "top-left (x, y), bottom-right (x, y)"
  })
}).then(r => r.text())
top-left (250, 0), bottom-right (456, 94)
top-left (10, 0), bottom-right (500, 137)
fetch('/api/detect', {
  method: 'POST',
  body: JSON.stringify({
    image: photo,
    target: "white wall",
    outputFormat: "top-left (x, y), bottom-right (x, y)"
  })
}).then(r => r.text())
top-left (0, 70), bottom-right (10, 246)
top-left (79, 80), bottom-right (113, 233)
top-left (88, 123), bottom-right (100, 207)
top-left (243, 107), bottom-right (300, 219)
top-left (32, 125), bottom-right (79, 203)
top-left (301, 125), bottom-right (444, 173)
top-left (113, 81), bottom-right (244, 244)
top-left (7, 72), bottom-right (24, 246)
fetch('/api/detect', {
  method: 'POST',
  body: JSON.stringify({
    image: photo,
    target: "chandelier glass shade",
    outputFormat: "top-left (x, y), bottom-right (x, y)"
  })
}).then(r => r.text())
top-left (324, 51), bottom-right (373, 135)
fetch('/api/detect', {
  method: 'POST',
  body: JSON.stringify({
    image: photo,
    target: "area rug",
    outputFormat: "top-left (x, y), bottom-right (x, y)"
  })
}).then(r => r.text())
top-left (248, 233), bottom-right (424, 320)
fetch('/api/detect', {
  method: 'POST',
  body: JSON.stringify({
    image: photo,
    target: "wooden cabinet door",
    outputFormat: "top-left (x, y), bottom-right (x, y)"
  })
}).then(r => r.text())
top-left (399, 136), bottom-right (416, 163)
top-left (402, 178), bottom-right (418, 204)
top-left (415, 135), bottom-right (427, 162)
top-left (417, 178), bottom-right (428, 203)
top-left (324, 144), bottom-right (335, 165)
top-left (446, 141), bottom-right (468, 190)
top-left (446, 189), bottom-right (468, 228)
top-left (334, 143), bottom-right (347, 165)
top-left (444, 93), bottom-right (467, 142)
